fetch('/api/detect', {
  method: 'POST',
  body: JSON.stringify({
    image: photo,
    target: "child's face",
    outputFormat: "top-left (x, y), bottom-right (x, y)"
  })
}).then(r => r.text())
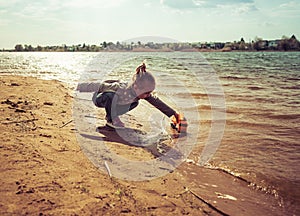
top-left (134, 81), bottom-right (155, 99)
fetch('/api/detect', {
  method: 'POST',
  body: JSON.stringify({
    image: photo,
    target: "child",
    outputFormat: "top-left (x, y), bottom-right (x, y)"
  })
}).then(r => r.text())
top-left (92, 63), bottom-right (184, 129)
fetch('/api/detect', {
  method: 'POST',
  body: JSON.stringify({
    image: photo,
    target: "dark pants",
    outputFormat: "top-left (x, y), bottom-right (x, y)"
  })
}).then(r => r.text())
top-left (92, 92), bottom-right (138, 122)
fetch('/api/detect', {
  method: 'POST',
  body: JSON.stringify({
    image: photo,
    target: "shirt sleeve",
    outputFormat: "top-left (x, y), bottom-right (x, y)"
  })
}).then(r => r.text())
top-left (144, 94), bottom-right (176, 117)
top-left (76, 82), bottom-right (101, 92)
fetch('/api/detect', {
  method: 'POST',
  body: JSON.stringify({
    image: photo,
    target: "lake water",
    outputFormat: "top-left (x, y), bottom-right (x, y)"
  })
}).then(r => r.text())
top-left (0, 51), bottom-right (299, 213)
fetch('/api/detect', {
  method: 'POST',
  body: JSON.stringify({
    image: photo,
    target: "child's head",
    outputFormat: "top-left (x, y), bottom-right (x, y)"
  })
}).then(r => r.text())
top-left (132, 63), bottom-right (156, 99)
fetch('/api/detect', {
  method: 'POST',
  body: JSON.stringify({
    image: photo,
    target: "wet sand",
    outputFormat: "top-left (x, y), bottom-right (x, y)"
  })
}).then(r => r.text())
top-left (0, 75), bottom-right (285, 215)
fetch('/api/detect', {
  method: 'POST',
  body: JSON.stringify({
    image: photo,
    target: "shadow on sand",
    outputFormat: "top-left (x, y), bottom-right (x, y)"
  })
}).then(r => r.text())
top-left (80, 125), bottom-right (182, 159)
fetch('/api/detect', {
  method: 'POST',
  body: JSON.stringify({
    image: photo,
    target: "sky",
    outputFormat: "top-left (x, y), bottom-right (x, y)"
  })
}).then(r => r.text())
top-left (0, 0), bottom-right (300, 49)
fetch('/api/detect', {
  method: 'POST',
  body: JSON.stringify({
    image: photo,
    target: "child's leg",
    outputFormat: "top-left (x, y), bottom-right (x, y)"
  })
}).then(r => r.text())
top-left (92, 92), bottom-right (116, 122)
top-left (116, 101), bottom-right (139, 116)
top-left (93, 92), bottom-right (139, 122)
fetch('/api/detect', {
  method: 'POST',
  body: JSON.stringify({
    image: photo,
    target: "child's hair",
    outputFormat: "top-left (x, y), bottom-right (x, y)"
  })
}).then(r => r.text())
top-left (132, 63), bottom-right (156, 88)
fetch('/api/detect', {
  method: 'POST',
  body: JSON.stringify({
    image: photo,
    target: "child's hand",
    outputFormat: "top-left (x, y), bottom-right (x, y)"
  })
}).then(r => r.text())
top-left (174, 112), bottom-right (181, 124)
top-left (172, 112), bottom-right (188, 133)
top-left (174, 112), bottom-right (186, 123)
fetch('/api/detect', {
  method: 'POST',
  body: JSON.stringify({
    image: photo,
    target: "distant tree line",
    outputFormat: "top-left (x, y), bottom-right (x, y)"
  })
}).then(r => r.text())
top-left (198, 35), bottom-right (300, 51)
top-left (251, 35), bottom-right (300, 51)
top-left (3, 35), bottom-right (300, 52)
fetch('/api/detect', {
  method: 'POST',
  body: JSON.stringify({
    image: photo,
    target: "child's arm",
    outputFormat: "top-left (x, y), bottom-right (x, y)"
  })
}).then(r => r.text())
top-left (145, 94), bottom-right (188, 133)
top-left (144, 94), bottom-right (177, 118)
top-left (76, 82), bottom-right (101, 92)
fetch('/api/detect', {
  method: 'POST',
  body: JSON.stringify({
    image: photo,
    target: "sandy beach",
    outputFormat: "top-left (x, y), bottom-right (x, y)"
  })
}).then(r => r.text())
top-left (0, 75), bottom-right (287, 215)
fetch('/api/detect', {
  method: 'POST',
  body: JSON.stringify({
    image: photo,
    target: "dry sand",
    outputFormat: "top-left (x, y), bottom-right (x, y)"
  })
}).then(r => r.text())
top-left (0, 76), bottom-right (285, 215)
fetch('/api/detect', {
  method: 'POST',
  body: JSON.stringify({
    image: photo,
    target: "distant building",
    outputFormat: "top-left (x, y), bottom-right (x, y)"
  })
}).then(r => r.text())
top-left (214, 42), bottom-right (225, 49)
top-left (253, 40), bottom-right (269, 50)
top-left (268, 40), bottom-right (281, 49)
top-left (197, 42), bottom-right (225, 49)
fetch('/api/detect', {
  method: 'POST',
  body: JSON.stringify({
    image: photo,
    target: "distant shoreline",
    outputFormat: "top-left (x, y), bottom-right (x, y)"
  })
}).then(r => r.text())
top-left (1, 48), bottom-right (300, 53)
top-left (2, 35), bottom-right (300, 52)
top-left (0, 49), bottom-right (300, 53)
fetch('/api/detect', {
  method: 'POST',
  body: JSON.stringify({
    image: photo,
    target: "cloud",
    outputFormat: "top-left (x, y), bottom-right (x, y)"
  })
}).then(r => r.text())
top-left (0, 18), bottom-right (10, 26)
top-left (160, 0), bottom-right (255, 9)
top-left (2, 0), bottom-right (126, 20)
top-left (8, 1), bottom-right (65, 22)
top-left (278, 0), bottom-right (300, 15)
top-left (1, 0), bottom-right (62, 19)
top-left (62, 0), bottom-right (126, 9)
top-left (267, 0), bottom-right (300, 18)
top-left (160, 0), bottom-right (258, 17)
top-left (217, 2), bottom-right (257, 15)
top-left (160, 0), bottom-right (203, 9)
top-left (262, 22), bottom-right (275, 27)
top-left (0, 0), bottom-right (22, 8)
top-left (279, 1), bottom-right (299, 8)
top-left (205, 0), bottom-right (254, 7)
